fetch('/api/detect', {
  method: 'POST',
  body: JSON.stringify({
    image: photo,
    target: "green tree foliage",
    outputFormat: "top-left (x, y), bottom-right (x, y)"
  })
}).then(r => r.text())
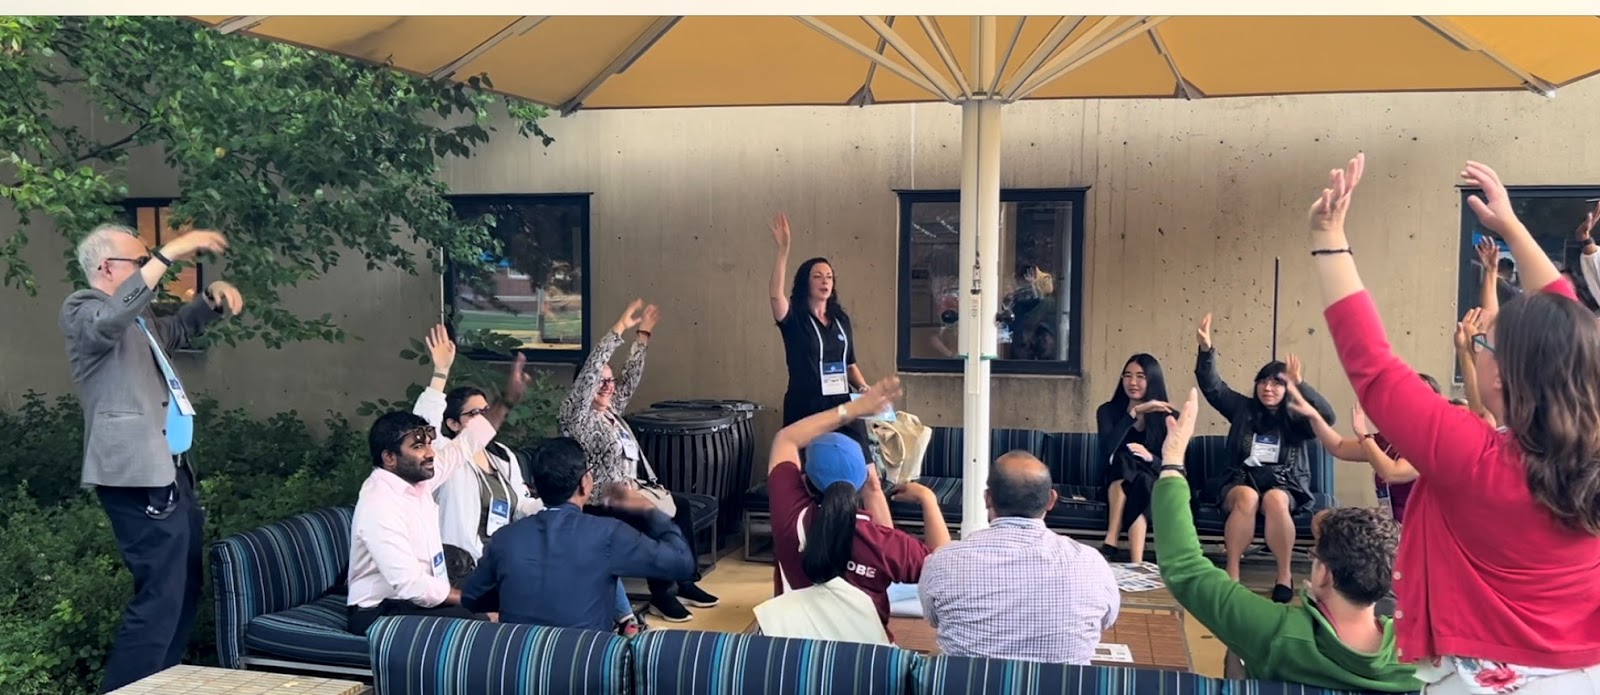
top-left (0, 16), bottom-right (552, 347)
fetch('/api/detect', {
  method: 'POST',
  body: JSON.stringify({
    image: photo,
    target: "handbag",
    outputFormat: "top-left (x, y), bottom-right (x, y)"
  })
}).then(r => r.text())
top-left (635, 454), bottom-right (677, 517)
top-left (868, 410), bottom-right (931, 486)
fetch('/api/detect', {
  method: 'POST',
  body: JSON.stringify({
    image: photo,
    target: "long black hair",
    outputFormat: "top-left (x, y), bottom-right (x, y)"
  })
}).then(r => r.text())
top-left (1246, 361), bottom-right (1298, 438)
top-left (790, 257), bottom-right (850, 324)
top-left (1105, 354), bottom-right (1171, 449)
top-left (443, 386), bottom-right (512, 461)
top-left (800, 481), bottom-right (861, 584)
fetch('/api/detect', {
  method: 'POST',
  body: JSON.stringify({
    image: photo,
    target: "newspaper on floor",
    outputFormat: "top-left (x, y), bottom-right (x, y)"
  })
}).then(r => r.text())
top-left (1111, 562), bottom-right (1165, 593)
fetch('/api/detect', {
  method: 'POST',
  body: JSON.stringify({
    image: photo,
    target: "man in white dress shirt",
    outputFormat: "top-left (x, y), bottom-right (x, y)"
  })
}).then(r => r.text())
top-left (345, 354), bottom-right (529, 634)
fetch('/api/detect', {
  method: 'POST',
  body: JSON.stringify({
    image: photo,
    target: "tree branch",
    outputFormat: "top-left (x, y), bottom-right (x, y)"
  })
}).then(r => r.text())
top-left (72, 125), bottom-right (149, 164)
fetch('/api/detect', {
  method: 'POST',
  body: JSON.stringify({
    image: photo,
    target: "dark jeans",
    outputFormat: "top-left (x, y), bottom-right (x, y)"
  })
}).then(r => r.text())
top-left (95, 465), bottom-right (205, 693)
top-left (347, 600), bottom-right (486, 635)
top-left (647, 492), bottom-right (703, 598)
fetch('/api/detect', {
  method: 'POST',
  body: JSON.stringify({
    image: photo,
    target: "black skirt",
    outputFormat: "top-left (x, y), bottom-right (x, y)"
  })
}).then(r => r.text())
top-left (1218, 465), bottom-right (1313, 513)
top-left (1106, 449), bottom-right (1158, 531)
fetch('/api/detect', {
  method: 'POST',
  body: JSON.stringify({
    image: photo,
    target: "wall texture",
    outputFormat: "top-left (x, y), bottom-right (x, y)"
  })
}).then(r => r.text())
top-left (8, 82), bottom-right (1600, 505)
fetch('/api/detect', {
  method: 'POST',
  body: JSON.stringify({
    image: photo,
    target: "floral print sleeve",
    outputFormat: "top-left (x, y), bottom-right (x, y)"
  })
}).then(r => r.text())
top-left (610, 338), bottom-right (648, 415)
top-left (1416, 657), bottom-right (1577, 693)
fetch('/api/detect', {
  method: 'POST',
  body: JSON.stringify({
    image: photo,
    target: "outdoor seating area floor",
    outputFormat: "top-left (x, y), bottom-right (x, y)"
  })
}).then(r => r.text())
top-left (639, 551), bottom-right (1305, 678)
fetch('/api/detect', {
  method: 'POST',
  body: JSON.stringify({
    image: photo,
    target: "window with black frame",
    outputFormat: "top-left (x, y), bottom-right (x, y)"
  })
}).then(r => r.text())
top-left (1455, 186), bottom-right (1600, 380)
top-left (897, 189), bottom-right (1085, 375)
top-left (447, 194), bottom-right (591, 361)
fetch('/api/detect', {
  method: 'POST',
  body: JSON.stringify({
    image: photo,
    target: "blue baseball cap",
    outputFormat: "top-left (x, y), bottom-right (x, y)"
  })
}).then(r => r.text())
top-left (804, 432), bottom-right (868, 491)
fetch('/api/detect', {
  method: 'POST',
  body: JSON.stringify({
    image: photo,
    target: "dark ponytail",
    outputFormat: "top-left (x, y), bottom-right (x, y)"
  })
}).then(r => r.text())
top-left (801, 482), bottom-right (861, 584)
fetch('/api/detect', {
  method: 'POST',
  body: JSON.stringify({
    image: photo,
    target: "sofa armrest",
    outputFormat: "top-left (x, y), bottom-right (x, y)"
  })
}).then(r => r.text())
top-left (208, 506), bottom-right (353, 668)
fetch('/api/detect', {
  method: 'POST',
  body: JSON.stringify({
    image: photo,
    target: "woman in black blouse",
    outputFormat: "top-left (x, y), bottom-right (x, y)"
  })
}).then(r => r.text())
top-left (768, 213), bottom-right (873, 447)
top-left (1194, 313), bottom-right (1335, 603)
top-left (1094, 353), bottom-right (1173, 563)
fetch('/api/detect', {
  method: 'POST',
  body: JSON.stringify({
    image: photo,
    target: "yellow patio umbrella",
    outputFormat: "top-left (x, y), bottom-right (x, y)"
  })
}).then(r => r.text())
top-left (190, 15), bottom-right (1600, 533)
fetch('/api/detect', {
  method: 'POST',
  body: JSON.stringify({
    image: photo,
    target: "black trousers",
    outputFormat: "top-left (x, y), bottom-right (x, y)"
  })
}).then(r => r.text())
top-left (346, 599), bottom-right (486, 635)
top-left (647, 492), bottom-right (702, 598)
top-left (94, 465), bottom-right (205, 694)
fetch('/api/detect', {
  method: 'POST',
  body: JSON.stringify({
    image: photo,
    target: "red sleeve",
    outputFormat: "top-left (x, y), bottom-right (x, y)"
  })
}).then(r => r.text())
top-left (767, 463), bottom-right (810, 540)
top-left (882, 528), bottom-right (932, 584)
top-left (1537, 276), bottom-right (1579, 301)
top-left (1324, 290), bottom-right (1496, 483)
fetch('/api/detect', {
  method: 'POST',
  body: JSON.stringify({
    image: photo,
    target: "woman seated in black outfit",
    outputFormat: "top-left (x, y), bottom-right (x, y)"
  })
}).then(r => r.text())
top-left (1094, 353), bottom-right (1174, 563)
top-left (1194, 313), bottom-right (1335, 603)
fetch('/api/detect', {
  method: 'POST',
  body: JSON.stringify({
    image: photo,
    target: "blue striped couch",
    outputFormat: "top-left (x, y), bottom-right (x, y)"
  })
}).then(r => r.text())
top-left (743, 429), bottom-right (1338, 558)
top-left (367, 615), bottom-right (1414, 695)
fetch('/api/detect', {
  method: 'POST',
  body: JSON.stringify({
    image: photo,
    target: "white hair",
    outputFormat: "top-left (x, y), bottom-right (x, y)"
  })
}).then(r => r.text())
top-left (76, 223), bottom-right (139, 276)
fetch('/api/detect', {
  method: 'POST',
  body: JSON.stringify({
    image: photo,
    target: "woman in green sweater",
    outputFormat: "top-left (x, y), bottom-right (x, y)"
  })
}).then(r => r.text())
top-left (1147, 388), bottom-right (1419, 693)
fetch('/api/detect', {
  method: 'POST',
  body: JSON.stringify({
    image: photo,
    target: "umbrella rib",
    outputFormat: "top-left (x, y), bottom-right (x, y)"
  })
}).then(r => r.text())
top-left (862, 16), bottom-right (960, 101)
top-left (990, 17), bottom-right (1028, 96)
top-left (917, 17), bottom-right (971, 98)
top-left (1010, 16), bottom-right (1170, 101)
top-left (998, 16), bottom-right (1088, 99)
top-left (215, 16), bottom-right (270, 34)
top-left (429, 16), bottom-right (550, 81)
top-left (1415, 16), bottom-right (1557, 95)
top-left (794, 16), bottom-right (953, 103)
top-left (1149, 27), bottom-right (1202, 99)
top-left (560, 17), bottom-right (681, 115)
top-left (850, 17), bottom-right (894, 106)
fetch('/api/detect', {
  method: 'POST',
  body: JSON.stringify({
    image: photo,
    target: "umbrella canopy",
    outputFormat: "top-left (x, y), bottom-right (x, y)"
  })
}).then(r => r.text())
top-left (190, 15), bottom-right (1600, 534)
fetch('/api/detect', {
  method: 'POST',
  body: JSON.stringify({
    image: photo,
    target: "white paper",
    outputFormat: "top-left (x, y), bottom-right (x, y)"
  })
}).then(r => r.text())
top-left (1111, 562), bottom-right (1165, 593)
top-left (1094, 643), bottom-right (1134, 663)
top-left (886, 582), bottom-right (923, 618)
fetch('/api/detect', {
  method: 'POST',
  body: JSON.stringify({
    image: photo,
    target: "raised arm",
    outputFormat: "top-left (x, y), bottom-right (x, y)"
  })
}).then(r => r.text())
top-left (1310, 154), bottom-right (1496, 481)
top-left (558, 301), bottom-right (641, 431)
top-left (148, 284), bottom-right (232, 352)
top-left (611, 304), bottom-right (656, 415)
top-left (1466, 162), bottom-right (1561, 292)
top-left (413, 325), bottom-right (456, 429)
top-left (1475, 238), bottom-right (1502, 321)
top-left (1194, 314), bottom-right (1251, 418)
top-left (1453, 308), bottom-right (1498, 427)
top-left (768, 377), bottom-right (904, 471)
top-left (1577, 203), bottom-right (1600, 303)
top-left (769, 212), bottom-right (793, 323)
top-left (1285, 382), bottom-right (1364, 462)
top-left (63, 230), bottom-right (229, 354)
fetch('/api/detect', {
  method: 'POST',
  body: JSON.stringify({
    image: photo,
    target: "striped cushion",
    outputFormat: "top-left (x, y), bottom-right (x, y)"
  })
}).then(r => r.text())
top-left (209, 506), bottom-right (354, 668)
top-left (243, 593), bottom-right (367, 667)
top-left (632, 629), bottom-right (915, 695)
top-left (368, 616), bottom-right (627, 695)
top-left (1041, 432), bottom-right (1104, 497)
top-left (682, 492), bottom-right (719, 532)
top-left (915, 656), bottom-right (1209, 694)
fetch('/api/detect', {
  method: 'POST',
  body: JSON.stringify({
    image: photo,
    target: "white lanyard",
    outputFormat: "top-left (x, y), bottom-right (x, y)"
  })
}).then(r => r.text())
top-left (809, 313), bottom-right (848, 367)
top-left (810, 314), bottom-right (849, 396)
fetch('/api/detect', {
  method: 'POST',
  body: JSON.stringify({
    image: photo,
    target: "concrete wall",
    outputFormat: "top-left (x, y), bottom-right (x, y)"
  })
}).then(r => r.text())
top-left (9, 82), bottom-right (1600, 504)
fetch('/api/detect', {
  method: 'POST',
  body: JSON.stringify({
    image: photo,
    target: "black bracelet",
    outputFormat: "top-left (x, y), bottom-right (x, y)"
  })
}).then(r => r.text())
top-left (637, 330), bottom-right (652, 339)
top-left (432, 371), bottom-right (448, 380)
top-left (1311, 248), bottom-right (1353, 257)
top-left (1159, 464), bottom-right (1187, 474)
top-left (152, 248), bottom-right (173, 266)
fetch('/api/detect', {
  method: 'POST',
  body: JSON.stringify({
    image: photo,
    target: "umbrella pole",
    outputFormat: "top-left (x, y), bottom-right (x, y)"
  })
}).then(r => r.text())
top-left (959, 19), bottom-right (1002, 537)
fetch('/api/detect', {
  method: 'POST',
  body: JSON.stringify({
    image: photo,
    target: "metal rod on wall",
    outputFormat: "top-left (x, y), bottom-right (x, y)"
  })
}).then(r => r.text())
top-left (1271, 256), bottom-right (1280, 361)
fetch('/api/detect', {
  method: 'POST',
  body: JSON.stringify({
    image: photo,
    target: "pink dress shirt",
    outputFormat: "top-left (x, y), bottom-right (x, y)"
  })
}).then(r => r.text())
top-left (346, 416), bottom-right (496, 609)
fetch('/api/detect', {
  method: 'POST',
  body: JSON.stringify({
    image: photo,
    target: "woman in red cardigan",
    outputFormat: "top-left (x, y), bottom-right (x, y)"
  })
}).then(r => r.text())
top-left (1308, 154), bottom-right (1600, 693)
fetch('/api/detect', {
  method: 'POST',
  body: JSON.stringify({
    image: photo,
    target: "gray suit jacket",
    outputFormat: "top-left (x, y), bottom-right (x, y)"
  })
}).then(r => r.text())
top-left (60, 274), bottom-right (222, 489)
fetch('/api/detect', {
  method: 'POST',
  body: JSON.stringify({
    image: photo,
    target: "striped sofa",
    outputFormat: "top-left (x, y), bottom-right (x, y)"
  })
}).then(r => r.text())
top-left (366, 616), bottom-right (1416, 695)
top-left (209, 506), bottom-right (367, 676)
top-left (743, 428), bottom-right (1338, 559)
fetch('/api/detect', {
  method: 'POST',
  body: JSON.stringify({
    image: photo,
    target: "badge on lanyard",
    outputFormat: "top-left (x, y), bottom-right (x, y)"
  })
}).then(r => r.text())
top-left (1250, 433), bottom-right (1282, 465)
top-left (619, 434), bottom-right (640, 461)
top-left (486, 499), bottom-right (512, 537)
top-left (431, 551), bottom-right (447, 580)
top-left (812, 315), bottom-right (849, 397)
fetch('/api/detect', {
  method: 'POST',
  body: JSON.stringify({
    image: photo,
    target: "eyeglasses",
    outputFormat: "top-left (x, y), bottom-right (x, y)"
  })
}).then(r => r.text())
top-left (1472, 334), bottom-right (1496, 355)
top-left (599, 378), bottom-right (616, 387)
top-left (391, 425), bottom-right (437, 448)
top-left (459, 407), bottom-right (489, 419)
top-left (100, 255), bottom-right (151, 270)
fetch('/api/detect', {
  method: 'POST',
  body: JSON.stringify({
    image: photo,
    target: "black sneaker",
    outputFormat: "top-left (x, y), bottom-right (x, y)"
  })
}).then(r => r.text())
top-left (649, 595), bottom-right (692, 622)
top-left (1271, 584), bottom-right (1294, 604)
top-left (1098, 543), bottom-right (1120, 561)
top-left (677, 583), bottom-right (720, 608)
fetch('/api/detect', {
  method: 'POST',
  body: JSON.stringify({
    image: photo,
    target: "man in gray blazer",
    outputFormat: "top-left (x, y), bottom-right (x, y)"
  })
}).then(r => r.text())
top-left (60, 223), bottom-right (242, 693)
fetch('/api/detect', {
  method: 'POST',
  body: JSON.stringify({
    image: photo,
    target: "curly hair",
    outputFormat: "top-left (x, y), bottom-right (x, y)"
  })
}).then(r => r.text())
top-left (1314, 507), bottom-right (1401, 606)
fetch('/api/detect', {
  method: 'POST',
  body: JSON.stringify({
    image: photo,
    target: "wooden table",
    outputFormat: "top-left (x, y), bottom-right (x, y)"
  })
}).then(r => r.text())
top-left (112, 665), bottom-right (370, 695)
top-left (887, 608), bottom-right (1191, 671)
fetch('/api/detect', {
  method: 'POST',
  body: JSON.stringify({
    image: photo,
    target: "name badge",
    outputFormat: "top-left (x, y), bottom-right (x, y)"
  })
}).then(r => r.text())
top-left (168, 378), bottom-right (197, 416)
top-left (619, 435), bottom-right (640, 461)
top-left (431, 551), bottom-right (447, 580)
top-left (821, 361), bottom-right (848, 396)
top-left (486, 498), bottom-right (512, 537)
top-left (1250, 433), bottom-right (1282, 465)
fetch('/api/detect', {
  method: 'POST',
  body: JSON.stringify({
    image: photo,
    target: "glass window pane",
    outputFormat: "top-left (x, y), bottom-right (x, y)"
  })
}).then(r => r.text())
top-left (906, 201), bottom-right (962, 359)
top-left (451, 199), bottom-right (587, 352)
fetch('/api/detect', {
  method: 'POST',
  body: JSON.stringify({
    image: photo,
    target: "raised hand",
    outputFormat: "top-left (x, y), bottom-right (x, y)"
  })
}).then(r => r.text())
top-left (1160, 388), bottom-right (1200, 464)
top-left (1456, 307), bottom-right (1487, 352)
top-left (1197, 313), bottom-right (1213, 350)
top-left (1282, 379), bottom-right (1319, 420)
top-left (613, 299), bottom-right (645, 335)
top-left (1131, 400), bottom-right (1174, 417)
top-left (162, 230), bottom-right (229, 261)
top-left (1126, 443), bottom-right (1155, 462)
top-left (1352, 404), bottom-right (1373, 438)
top-left (639, 304), bottom-right (661, 333)
top-left (1578, 200), bottom-right (1600, 242)
top-left (1475, 238), bottom-right (1500, 273)
top-left (1285, 354), bottom-right (1304, 385)
top-left (204, 280), bottom-right (245, 316)
top-left (503, 353), bottom-right (530, 406)
top-left (1307, 152), bottom-right (1364, 233)
top-left (847, 376), bottom-right (904, 420)
top-left (770, 212), bottom-right (792, 251)
top-left (425, 323), bottom-right (456, 371)
top-left (1462, 161), bottom-right (1520, 236)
